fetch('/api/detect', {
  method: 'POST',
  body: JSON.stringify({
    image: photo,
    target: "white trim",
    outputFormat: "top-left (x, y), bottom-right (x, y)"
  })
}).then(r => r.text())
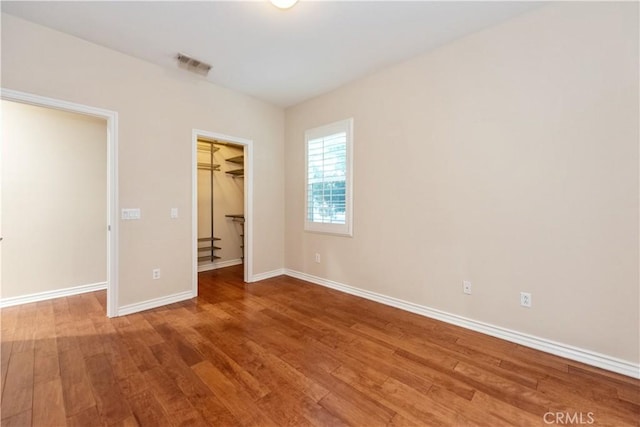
top-left (0, 282), bottom-right (107, 308)
top-left (250, 268), bottom-right (286, 282)
top-left (117, 290), bottom-right (194, 316)
top-left (197, 258), bottom-right (243, 272)
top-left (0, 88), bottom-right (119, 318)
top-left (192, 129), bottom-right (254, 295)
top-left (192, 131), bottom-right (198, 296)
top-left (285, 269), bottom-right (640, 379)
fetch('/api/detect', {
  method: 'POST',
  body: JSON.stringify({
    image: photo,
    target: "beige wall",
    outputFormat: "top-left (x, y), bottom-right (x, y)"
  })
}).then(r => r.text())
top-left (1, 13), bottom-right (285, 307)
top-left (197, 143), bottom-right (244, 265)
top-left (284, 3), bottom-right (639, 363)
top-left (2, 3), bottom-right (638, 366)
top-left (1, 100), bottom-right (107, 298)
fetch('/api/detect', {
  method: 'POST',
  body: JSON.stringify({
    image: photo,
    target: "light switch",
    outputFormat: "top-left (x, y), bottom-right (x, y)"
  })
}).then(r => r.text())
top-left (121, 208), bottom-right (141, 220)
top-left (171, 208), bottom-right (178, 219)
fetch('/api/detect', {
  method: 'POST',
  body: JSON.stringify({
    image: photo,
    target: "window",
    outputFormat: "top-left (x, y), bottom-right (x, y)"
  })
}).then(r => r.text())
top-left (305, 118), bottom-right (353, 236)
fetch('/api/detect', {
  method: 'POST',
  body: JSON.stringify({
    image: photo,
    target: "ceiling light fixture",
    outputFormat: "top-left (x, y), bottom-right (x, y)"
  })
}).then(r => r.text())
top-left (270, 0), bottom-right (298, 10)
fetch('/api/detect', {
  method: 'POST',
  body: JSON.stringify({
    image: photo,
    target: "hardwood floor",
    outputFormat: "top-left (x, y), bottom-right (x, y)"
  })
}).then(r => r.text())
top-left (1, 265), bottom-right (638, 426)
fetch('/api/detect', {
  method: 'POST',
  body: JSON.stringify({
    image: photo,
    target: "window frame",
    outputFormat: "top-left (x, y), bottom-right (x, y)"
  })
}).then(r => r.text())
top-left (304, 118), bottom-right (354, 237)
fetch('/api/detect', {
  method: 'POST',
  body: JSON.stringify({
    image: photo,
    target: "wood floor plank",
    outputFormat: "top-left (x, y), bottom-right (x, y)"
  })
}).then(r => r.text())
top-left (221, 347), bottom-right (343, 427)
top-left (34, 347), bottom-right (60, 384)
top-left (66, 406), bottom-right (105, 427)
top-left (80, 292), bottom-right (107, 320)
top-left (58, 349), bottom-right (96, 416)
top-left (1, 306), bottom-right (20, 336)
top-left (107, 415), bottom-right (140, 427)
top-left (127, 389), bottom-right (172, 427)
top-left (380, 379), bottom-right (474, 426)
top-left (119, 314), bottom-right (165, 347)
top-left (349, 322), bottom-right (463, 369)
top-left (151, 322), bottom-right (204, 367)
top-left (0, 305), bottom-right (17, 397)
top-left (1, 350), bottom-right (34, 420)
top-left (0, 386), bottom-right (32, 422)
top-left (318, 390), bottom-right (395, 426)
top-left (426, 384), bottom-right (516, 426)
top-left (119, 336), bottom-right (160, 373)
top-left (55, 322), bottom-right (81, 354)
top-left (254, 391), bottom-right (327, 427)
top-left (511, 344), bottom-right (571, 373)
top-left (618, 385), bottom-right (640, 406)
top-left (242, 339), bottom-right (329, 402)
top-left (11, 305), bottom-right (37, 354)
top-left (76, 318), bottom-right (106, 359)
top-left (84, 353), bottom-right (132, 424)
top-left (142, 365), bottom-right (210, 426)
top-left (452, 361), bottom-right (550, 416)
top-left (391, 348), bottom-right (484, 400)
top-left (267, 349), bottom-right (398, 426)
top-left (192, 360), bottom-right (277, 427)
top-left (470, 390), bottom-right (543, 427)
top-left (537, 377), bottom-right (640, 426)
top-left (186, 339), bottom-right (270, 401)
top-left (1, 265), bottom-right (638, 426)
top-left (0, 355), bottom-right (10, 400)
top-left (32, 377), bottom-right (67, 426)
top-left (330, 364), bottom-right (445, 426)
top-left (101, 334), bottom-right (144, 385)
top-left (311, 331), bottom-right (462, 400)
top-left (145, 348), bottom-right (227, 426)
top-left (1, 409), bottom-right (32, 427)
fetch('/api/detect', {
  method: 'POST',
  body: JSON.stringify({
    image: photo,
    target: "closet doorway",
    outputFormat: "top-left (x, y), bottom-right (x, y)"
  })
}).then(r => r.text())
top-left (191, 130), bottom-right (253, 294)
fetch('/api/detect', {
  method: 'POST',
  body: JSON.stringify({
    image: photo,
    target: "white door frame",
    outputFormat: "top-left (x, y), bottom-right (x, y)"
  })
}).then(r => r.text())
top-left (192, 129), bottom-right (253, 294)
top-left (1, 88), bottom-right (119, 317)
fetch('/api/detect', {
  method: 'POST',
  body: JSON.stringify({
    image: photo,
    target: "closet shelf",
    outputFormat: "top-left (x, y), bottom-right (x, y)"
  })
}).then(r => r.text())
top-left (225, 214), bottom-right (245, 262)
top-left (225, 214), bottom-right (245, 222)
top-left (198, 237), bottom-right (221, 242)
top-left (198, 246), bottom-right (221, 251)
top-left (226, 155), bottom-right (244, 164)
top-left (198, 162), bottom-right (221, 171)
top-left (197, 144), bottom-right (220, 153)
top-left (197, 138), bottom-right (219, 148)
top-left (226, 168), bottom-right (244, 177)
top-left (198, 255), bottom-right (221, 262)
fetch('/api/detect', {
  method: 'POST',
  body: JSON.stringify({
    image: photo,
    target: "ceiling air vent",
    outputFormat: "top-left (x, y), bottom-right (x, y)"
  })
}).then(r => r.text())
top-left (176, 53), bottom-right (212, 76)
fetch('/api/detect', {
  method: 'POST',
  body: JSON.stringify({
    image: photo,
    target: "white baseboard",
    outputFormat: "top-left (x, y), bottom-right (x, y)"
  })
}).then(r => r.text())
top-left (0, 281), bottom-right (107, 308)
top-left (198, 258), bottom-right (243, 272)
top-left (117, 290), bottom-right (194, 316)
top-left (250, 268), bottom-right (286, 282)
top-left (285, 269), bottom-right (640, 379)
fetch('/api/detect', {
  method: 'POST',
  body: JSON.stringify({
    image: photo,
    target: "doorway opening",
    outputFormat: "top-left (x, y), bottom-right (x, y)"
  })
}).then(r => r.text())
top-left (191, 130), bottom-right (253, 295)
top-left (1, 89), bottom-right (118, 317)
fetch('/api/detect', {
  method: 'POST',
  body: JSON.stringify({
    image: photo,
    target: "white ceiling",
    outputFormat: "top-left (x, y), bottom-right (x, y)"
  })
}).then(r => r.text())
top-left (1, 1), bottom-right (541, 107)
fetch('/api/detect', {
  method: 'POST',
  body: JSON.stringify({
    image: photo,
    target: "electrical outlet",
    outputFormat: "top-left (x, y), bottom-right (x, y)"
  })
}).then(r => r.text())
top-left (463, 280), bottom-right (472, 295)
top-left (315, 253), bottom-right (321, 263)
top-left (520, 292), bottom-right (532, 308)
top-left (152, 268), bottom-right (161, 280)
